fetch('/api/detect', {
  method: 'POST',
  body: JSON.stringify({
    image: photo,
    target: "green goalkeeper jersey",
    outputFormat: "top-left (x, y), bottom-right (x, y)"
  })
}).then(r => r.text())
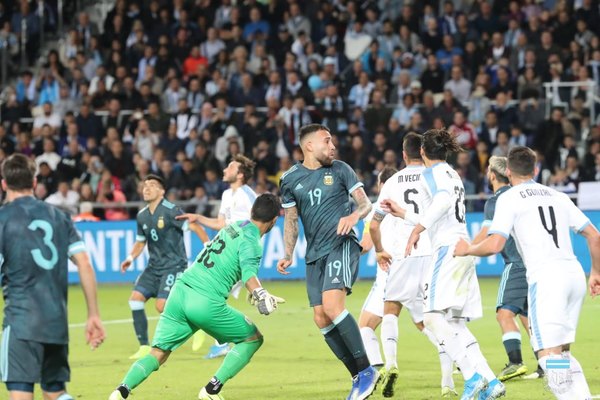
top-left (179, 220), bottom-right (263, 301)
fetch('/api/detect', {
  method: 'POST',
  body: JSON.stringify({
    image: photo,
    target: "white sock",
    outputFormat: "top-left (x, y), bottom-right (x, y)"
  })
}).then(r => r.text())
top-left (381, 314), bottom-right (398, 370)
top-left (360, 326), bottom-right (383, 366)
top-left (423, 327), bottom-right (454, 389)
top-left (540, 354), bottom-right (576, 400)
top-left (449, 319), bottom-right (495, 382)
top-left (566, 352), bottom-right (592, 399)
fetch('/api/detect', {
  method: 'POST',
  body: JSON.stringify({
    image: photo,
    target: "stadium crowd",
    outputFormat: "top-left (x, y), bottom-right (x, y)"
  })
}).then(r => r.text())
top-left (1, 0), bottom-right (600, 219)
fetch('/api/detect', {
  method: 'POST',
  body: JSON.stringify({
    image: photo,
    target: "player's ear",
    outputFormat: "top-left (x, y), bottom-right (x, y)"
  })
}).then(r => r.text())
top-left (533, 164), bottom-right (539, 179)
top-left (0, 179), bottom-right (6, 191)
top-left (32, 177), bottom-right (37, 191)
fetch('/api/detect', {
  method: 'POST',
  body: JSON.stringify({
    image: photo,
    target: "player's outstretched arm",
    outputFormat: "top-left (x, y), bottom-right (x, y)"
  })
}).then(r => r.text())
top-left (338, 187), bottom-right (372, 235)
top-left (454, 234), bottom-right (506, 258)
top-left (580, 224), bottom-right (600, 297)
top-left (471, 226), bottom-right (489, 245)
top-left (277, 206), bottom-right (298, 275)
top-left (176, 213), bottom-right (226, 231)
top-left (369, 213), bottom-right (392, 271)
top-left (188, 221), bottom-right (210, 243)
top-left (245, 276), bottom-right (279, 315)
top-left (71, 251), bottom-right (106, 349)
top-left (120, 241), bottom-right (146, 273)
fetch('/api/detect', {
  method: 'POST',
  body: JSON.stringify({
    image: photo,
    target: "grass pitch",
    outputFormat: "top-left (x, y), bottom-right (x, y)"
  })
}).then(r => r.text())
top-left (2, 278), bottom-right (600, 399)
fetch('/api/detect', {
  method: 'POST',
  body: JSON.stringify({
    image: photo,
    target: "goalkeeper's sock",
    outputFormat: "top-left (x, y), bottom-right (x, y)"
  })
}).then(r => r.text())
top-left (322, 324), bottom-right (358, 376)
top-left (381, 314), bottom-right (398, 370)
top-left (334, 310), bottom-right (371, 372)
top-left (214, 337), bottom-right (263, 384)
top-left (129, 301), bottom-right (148, 345)
top-left (122, 354), bottom-right (160, 391)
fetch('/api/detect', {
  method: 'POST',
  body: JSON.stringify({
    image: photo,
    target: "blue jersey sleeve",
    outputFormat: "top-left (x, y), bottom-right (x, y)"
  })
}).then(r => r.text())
top-left (171, 206), bottom-right (189, 231)
top-left (482, 197), bottom-right (496, 228)
top-left (136, 214), bottom-right (147, 242)
top-left (66, 217), bottom-right (86, 257)
top-left (280, 175), bottom-right (297, 209)
top-left (337, 161), bottom-right (363, 194)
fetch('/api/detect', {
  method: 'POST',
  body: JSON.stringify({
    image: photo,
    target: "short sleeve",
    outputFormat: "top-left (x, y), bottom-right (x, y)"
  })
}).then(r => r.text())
top-left (561, 193), bottom-right (591, 233)
top-left (374, 181), bottom-right (392, 217)
top-left (482, 197), bottom-right (496, 228)
top-left (488, 195), bottom-right (516, 239)
top-left (337, 161), bottom-right (363, 194)
top-left (172, 206), bottom-right (189, 231)
top-left (136, 216), bottom-right (147, 242)
top-left (66, 218), bottom-right (86, 257)
top-left (239, 235), bottom-right (262, 283)
top-left (280, 176), bottom-right (297, 209)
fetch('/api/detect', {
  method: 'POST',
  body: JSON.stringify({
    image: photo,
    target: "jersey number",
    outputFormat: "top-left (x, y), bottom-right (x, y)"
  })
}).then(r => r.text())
top-left (403, 189), bottom-right (419, 214)
top-left (198, 238), bottom-right (226, 268)
top-left (308, 188), bottom-right (322, 206)
top-left (538, 206), bottom-right (559, 248)
top-left (28, 220), bottom-right (58, 270)
top-left (150, 228), bottom-right (159, 241)
top-left (454, 186), bottom-right (466, 223)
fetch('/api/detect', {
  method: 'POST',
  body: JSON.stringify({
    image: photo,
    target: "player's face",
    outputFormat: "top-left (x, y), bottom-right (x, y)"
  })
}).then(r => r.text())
top-left (311, 130), bottom-right (335, 166)
top-left (223, 161), bottom-right (241, 183)
top-left (142, 180), bottom-right (164, 202)
top-left (486, 167), bottom-right (494, 191)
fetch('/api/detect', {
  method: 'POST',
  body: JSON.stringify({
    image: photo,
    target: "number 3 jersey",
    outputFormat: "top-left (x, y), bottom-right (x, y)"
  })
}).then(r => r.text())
top-left (0, 196), bottom-right (86, 344)
top-left (179, 220), bottom-right (263, 301)
top-left (489, 181), bottom-right (590, 282)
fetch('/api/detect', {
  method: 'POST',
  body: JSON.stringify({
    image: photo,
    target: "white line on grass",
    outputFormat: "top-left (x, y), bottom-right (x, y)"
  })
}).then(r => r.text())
top-left (69, 316), bottom-right (160, 328)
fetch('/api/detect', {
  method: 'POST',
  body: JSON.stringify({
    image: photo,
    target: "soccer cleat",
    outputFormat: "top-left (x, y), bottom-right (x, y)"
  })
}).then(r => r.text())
top-left (198, 387), bottom-right (225, 399)
top-left (522, 368), bottom-right (544, 380)
top-left (381, 367), bottom-right (399, 398)
top-left (128, 345), bottom-right (151, 360)
top-left (108, 385), bottom-right (130, 400)
top-left (204, 343), bottom-right (230, 359)
top-left (192, 330), bottom-right (207, 352)
top-left (356, 365), bottom-right (380, 400)
top-left (108, 391), bottom-right (125, 400)
top-left (478, 379), bottom-right (506, 400)
top-left (377, 367), bottom-right (386, 387)
top-left (347, 375), bottom-right (359, 400)
top-left (460, 373), bottom-right (487, 400)
top-left (497, 363), bottom-right (527, 382)
top-left (442, 386), bottom-right (459, 397)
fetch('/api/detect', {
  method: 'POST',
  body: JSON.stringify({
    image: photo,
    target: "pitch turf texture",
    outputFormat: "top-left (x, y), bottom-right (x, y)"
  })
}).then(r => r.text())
top-left (3, 279), bottom-right (600, 399)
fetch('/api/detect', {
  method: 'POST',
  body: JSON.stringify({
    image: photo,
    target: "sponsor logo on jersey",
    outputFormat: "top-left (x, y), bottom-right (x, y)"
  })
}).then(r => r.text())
top-left (324, 174), bottom-right (334, 185)
top-left (143, 224), bottom-right (148, 230)
top-left (332, 277), bottom-right (340, 284)
top-left (157, 216), bottom-right (165, 229)
top-left (295, 183), bottom-right (304, 190)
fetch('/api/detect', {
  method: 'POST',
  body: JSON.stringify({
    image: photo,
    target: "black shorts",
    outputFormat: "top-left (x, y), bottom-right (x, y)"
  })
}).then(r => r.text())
top-left (0, 327), bottom-right (69, 386)
top-left (134, 267), bottom-right (185, 299)
top-left (496, 262), bottom-right (528, 316)
top-left (306, 239), bottom-right (360, 307)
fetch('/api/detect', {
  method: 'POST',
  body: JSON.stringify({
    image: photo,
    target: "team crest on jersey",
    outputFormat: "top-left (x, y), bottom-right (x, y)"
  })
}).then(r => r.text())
top-left (157, 216), bottom-right (165, 229)
top-left (323, 174), bottom-right (334, 185)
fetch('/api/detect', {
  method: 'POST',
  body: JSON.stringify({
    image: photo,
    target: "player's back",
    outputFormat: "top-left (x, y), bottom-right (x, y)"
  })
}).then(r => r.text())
top-left (179, 220), bottom-right (262, 300)
top-left (421, 162), bottom-right (468, 249)
top-left (0, 196), bottom-right (83, 344)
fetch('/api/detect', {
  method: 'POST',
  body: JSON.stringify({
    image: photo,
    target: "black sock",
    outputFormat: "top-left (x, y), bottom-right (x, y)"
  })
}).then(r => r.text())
top-left (117, 384), bottom-right (130, 399)
top-left (205, 377), bottom-right (223, 394)
top-left (323, 326), bottom-right (358, 376)
top-left (334, 311), bottom-right (370, 372)
top-left (503, 338), bottom-right (522, 364)
top-left (132, 309), bottom-right (148, 346)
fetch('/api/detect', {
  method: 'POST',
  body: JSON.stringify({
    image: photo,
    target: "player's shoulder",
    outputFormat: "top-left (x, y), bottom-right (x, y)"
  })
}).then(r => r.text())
top-left (160, 198), bottom-right (177, 210)
top-left (137, 205), bottom-right (149, 217)
top-left (280, 163), bottom-right (302, 184)
top-left (239, 184), bottom-right (257, 202)
top-left (332, 159), bottom-right (354, 173)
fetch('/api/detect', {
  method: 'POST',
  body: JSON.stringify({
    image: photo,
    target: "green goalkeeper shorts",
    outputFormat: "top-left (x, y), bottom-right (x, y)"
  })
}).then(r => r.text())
top-left (152, 281), bottom-right (258, 351)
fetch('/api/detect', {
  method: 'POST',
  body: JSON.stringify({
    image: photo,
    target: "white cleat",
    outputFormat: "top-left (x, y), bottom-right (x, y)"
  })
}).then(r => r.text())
top-left (199, 387), bottom-right (225, 399)
top-left (442, 386), bottom-right (459, 397)
top-left (108, 390), bottom-right (125, 400)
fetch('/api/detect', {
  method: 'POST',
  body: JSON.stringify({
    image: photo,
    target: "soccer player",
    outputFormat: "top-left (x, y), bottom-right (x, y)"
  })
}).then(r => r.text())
top-left (277, 124), bottom-right (378, 400)
top-left (109, 193), bottom-right (282, 400)
top-left (120, 174), bottom-right (208, 360)
top-left (455, 146), bottom-right (600, 400)
top-left (382, 129), bottom-right (503, 399)
top-left (179, 154), bottom-right (257, 358)
top-left (371, 132), bottom-right (454, 397)
top-left (0, 154), bottom-right (105, 400)
top-left (471, 156), bottom-right (533, 381)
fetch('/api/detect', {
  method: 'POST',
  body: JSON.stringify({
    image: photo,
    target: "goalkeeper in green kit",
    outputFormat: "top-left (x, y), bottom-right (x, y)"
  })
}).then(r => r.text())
top-left (109, 193), bottom-right (283, 400)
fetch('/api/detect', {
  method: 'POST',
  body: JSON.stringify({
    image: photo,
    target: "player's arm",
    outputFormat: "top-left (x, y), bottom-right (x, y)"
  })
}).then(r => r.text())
top-left (338, 187), bottom-right (372, 235)
top-left (454, 233), bottom-right (507, 257)
top-left (240, 238), bottom-right (282, 315)
top-left (176, 213), bottom-right (226, 231)
top-left (277, 205), bottom-right (299, 274)
top-left (471, 226), bottom-right (489, 245)
top-left (360, 221), bottom-right (373, 254)
top-left (370, 212), bottom-right (392, 271)
top-left (120, 241), bottom-right (146, 272)
top-left (188, 218), bottom-right (210, 243)
top-left (580, 224), bottom-right (600, 297)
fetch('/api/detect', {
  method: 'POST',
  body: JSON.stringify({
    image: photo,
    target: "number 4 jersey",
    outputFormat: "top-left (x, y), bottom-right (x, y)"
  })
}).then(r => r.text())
top-left (0, 196), bottom-right (86, 344)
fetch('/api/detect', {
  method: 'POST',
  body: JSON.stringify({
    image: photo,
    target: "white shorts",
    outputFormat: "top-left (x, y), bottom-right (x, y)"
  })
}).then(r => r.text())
top-left (361, 267), bottom-right (387, 317)
top-left (383, 256), bottom-right (431, 323)
top-left (528, 266), bottom-right (586, 352)
top-left (424, 244), bottom-right (482, 321)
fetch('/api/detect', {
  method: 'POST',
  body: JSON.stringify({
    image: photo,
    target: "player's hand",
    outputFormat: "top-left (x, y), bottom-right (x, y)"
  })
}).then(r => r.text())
top-left (247, 291), bottom-right (286, 305)
top-left (589, 272), bottom-right (600, 298)
top-left (120, 257), bottom-right (132, 273)
top-left (453, 238), bottom-right (470, 257)
top-left (252, 288), bottom-right (278, 315)
top-left (380, 199), bottom-right (405, 218)
top-left (337, 213), bottom-right (359, 235)
top-left (376, 250), bottom-right (392, 272)
top-left (277, 258), bottom-right (292, 275)
top-left (405, 228), bottom-right (420, 257)
top-left (175, 213), bottom-right (201, 224)
top-left (85, 315), bottom-right (106, 350)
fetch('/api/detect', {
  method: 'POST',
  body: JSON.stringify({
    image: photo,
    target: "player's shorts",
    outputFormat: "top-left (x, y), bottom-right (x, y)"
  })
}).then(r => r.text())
top-left (134, 266), bottom-right (186, 299)
top-left (306, 239), bottom-right (360, 307)
top-left (152, 281), bottom-right (258, 351)
top-left (423, 244), bottom-right (482, 321)
top-left (496, 262), bottom-right (528, 316)
top-left (384, 255), bottom-right (431, 323)
top-left (528, 265), bottom-right (586, 352)
top-left (361, 266), bottom-right (388, 317)
top-left (0, 326), bottom-right (69, 386)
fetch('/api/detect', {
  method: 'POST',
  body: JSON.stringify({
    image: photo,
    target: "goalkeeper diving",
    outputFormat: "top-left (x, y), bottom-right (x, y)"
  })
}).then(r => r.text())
top-left (109, 193), bottom-right (284, 400)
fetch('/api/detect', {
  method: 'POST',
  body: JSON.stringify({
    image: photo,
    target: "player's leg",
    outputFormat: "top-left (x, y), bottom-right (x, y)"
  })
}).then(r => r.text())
top-left (2, 329), bottom-right (43, 400)
top-left (129, 269), bottom-right (159, 359)
top-left (40, 343), bottom-right (74, 400)
top-left (380, 300), bottom-right (401, 398)
top-left (358, 273), bottom-right (385, 368)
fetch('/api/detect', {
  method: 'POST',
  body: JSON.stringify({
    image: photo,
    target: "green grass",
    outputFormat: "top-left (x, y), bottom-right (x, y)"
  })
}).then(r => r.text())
top-left (2, 278), bottom-right (600, 399)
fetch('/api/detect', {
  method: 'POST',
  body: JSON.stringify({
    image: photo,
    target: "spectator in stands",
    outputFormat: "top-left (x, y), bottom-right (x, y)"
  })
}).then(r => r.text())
top-left (45, 181), bottom-right (80, 215)
top-left (73, 202), bottom-right (100, 222)
top-left (104, 139), bottom-right (134, 180)
top-left (436, 34), bottom-right (463, 72)
top-left (444, 66), bottom-right (471, 104)
top-left (450, 110), bottom-right (478, 151)
top-left (35, 138), bottom-right (61, 171)
top-left (97, 178), bottom-right (128, 221)
top-left (37, 161), bottom-right (57, 195)
top-left (76, 103), bottom-right (104, 142)
top-left (33, 102), bottom-right (61, 136)
top-left (243, 7), bottom-right (270, 42)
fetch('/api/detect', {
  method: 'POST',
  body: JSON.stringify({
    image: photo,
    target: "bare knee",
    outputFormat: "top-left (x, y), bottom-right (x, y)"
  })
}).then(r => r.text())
top-left (155, 299), bottom-right (166, 313)
top-left (313, 306), bottom-right (332, 329)
top-left (129, 291), bottom-right (146, 302)
top-left (150, 347), bottom-right (171, 365)
top-left (358, 311), bottom-right (381, 330)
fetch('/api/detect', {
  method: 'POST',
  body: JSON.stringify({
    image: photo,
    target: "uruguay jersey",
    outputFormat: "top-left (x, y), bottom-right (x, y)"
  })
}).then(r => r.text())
top-left (374, 165), bottom-right (432, 258)
top-left (489, 181), bottom-right (590, 282)
top-left (419, 162), bottom-right (468, 249)
top-left (364, 202), bottom-right (396, 254)
top-left (219, 184), bottom-right (257, 224)
top-left (0, 196), bottom-right (86, 344)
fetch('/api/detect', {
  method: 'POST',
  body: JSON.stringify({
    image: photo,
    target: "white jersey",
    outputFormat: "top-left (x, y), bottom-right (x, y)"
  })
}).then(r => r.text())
top-left (364, 201), bottom-right (397, 255)
top-left (419, 162), bottom-right (468, 249)
top-left (489, 181), bottom-right (590, 282)
top-left (375, 165), bottom-right (432, 258)
top-left (218, 184), bottom-right (257, 224)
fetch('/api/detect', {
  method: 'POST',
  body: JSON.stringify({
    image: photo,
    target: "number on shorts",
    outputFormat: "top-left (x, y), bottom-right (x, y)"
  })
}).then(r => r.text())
top-left (538, 206), bottom-right (559, 248)
top-left (327, 260), bottom-right (342, 278)
top-left (164, 272), bottom-right (182, 291)
top-left (454, 186), bottom-right (466, 223)
top-left (150, 228), bottom-right (159, 241)
top-left (403, 189), bottom-right (419, 214)
top-left (198, 238), bottom-right (226, 268)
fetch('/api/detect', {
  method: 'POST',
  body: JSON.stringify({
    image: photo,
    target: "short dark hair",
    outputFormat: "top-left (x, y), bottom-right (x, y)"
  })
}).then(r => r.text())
top-left (2, 154), bottom-right (36, 191)
top-left (403, 132), bottom-right (423, 161)
top-left (251, 193), bottom-right (281, 222)
top-left (421, 128), bottom-right (462, 161)
top-left (379, 166), bottom-right (398, 184)
top-left (299, 124), bottom-right (330, 144)
top-left (507, 146), bottom-right (536, 177)
top-left (233, 154), bottom-right (256, 183)
top-left (144, 174), bottom-right (165, 189)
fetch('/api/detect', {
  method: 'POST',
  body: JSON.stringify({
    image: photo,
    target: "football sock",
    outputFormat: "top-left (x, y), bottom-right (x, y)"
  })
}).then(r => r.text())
top-left (502, 331), bottom-right (523, 364)
top-left (450, 318), bottom-right (495, 382)
top-left (423, 327), bottom-right (454, 389)
top-left (214, 337), bottom-right (263, 384)
top-left (360, 326), bottom-right (383, 366)
top-left (322, 324), bottom-right (358, 376)
top-left (381, 314), bottom-right (398, 370)
top-left (129, 300), bottom-right (148, 346)
top-left (538, 354), bottom-right (591, 400)
top-left (122, 354), bottom-right (160, 391)
top-left (566, 352), bottom-right (592, 398)
top-left (333, 310), bottom-right (371, 372)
